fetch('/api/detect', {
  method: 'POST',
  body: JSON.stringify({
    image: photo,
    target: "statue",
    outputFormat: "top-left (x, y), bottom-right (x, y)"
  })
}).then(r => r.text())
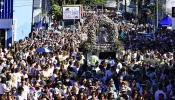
top-left (84, 14), bottom-right (120, 52)
top-left (97, 27), bottom-right (107, 43)
top-left (98, 32), bottom-right (107, 43)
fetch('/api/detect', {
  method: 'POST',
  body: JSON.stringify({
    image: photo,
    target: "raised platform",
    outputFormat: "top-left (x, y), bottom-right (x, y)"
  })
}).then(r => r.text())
top-left (95, 43), bottom-right (117, 52)
top-left (86, 52), bottom-right (117, 60)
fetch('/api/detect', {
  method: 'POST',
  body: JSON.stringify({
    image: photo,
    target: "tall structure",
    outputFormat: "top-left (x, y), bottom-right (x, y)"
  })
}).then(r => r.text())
top-left (166, 0), bottom-right (175, 15)
top-left (0, 0), bottom-right (13, 47)
top-left (32, 0), bottom-right (50, 31)
top-left (172, 7), bottom-right (175, 30)
top-left (13, 0), bottom-right (33, 42)
top-left (0, 0), bottom-right (33, 47)
top-left (33, 0), bottom-right (42, 24)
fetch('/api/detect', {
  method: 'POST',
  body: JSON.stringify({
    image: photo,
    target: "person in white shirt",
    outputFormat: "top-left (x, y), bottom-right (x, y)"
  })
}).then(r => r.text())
top-left (115, 59), bottom-right (122, 74)
top-left (20, 79), bottom-right (29, 100)
top-left (0, 77), bottom-right (6, 96)
top-left (48, 63), bottom-right (54, 76)
top-left (94, 62), bottom-right (100, 72)
top-left (155, 84), bottom-right (167, 100)
top-left (0, 48), bottom-right (4, 58)
top-left (51, 69), bottom-right (59, 81)
top-left (16, 87), bottom-right (24, 100)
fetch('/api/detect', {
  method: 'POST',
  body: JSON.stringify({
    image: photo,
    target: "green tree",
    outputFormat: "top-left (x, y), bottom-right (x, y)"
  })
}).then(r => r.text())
top-left (50, 0), bottom-right (57, 5)
top-left (77, 0), bottom-right (90, 5)
top-left (77, 0), bottom-right (106, 5)
top-left (91, 0), bottom-right (106, 5)
top-left (50, 4), bottom-right (62, 20)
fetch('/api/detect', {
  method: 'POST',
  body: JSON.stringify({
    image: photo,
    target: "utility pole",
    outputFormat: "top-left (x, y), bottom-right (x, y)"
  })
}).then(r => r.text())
top-left (125, 0), bottom-right (126, 13)
top-left (135, 0), bottom-right (138, 22)
top-left (73, 0), bottom-right (76, 34)
top-left (117, 0), bottom-right (119, 10)
top-left (31, 0), bottom-right (35, 40)
top-left (45, 0), bottom-right (47, 29)
top-left (155, 0), bottom-right (158, 32)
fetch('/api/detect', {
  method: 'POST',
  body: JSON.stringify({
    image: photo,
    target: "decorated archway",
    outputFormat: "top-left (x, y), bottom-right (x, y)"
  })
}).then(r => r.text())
top-left (83, 14), bottom-right (120, 52)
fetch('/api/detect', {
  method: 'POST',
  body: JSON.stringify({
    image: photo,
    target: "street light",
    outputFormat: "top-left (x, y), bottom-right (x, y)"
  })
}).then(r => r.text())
top-left (135, 0), bottom-right (138, 23)
top-left (125, 0), bottom-right (126, 13)
top-left (31, 0), bottom-right (35, 40)
top-left (155, 0), bottom-right (158, 32)
top-left (73, 0), bottom-right (76, 34)
top-left (147, 0), bottom-right (158, 33)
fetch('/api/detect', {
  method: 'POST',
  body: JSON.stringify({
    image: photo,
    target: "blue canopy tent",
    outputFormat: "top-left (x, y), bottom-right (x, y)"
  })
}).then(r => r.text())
top-left (159, 15), bottom-right (172, 26)
top-left (116, 10), bottom-right (123, 13)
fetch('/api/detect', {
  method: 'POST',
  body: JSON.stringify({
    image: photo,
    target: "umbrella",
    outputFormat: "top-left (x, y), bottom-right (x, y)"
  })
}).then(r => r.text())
top-left (116, 12), bottom-right (122, 15)
top-left (54, 30), bottom-right (61, 34)
top-left (116, 10), bottom-right (123, 13)
top-left (36, 47), bottom-right (52, 53)
top-left (159, 15), bottom-right (172, 26)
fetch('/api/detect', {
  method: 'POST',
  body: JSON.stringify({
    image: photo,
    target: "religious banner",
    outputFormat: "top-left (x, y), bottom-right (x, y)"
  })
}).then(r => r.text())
top-left (63, 6), bottom-right (80, 20)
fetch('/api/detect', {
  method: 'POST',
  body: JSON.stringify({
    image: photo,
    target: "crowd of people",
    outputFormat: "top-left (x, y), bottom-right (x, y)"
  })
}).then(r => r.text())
top-left (0, 9), bottom-right (174, 100)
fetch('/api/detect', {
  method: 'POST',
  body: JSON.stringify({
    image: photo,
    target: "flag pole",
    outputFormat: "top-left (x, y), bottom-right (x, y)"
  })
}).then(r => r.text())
top-left (31, 0), bottom-right (35, 40)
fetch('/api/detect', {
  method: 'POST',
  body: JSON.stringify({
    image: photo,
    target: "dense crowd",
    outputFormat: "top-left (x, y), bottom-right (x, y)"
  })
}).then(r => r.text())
top-left (0, 11), bottom-right (175, 100)
top-left (119, 22), bottom-right (175, 53)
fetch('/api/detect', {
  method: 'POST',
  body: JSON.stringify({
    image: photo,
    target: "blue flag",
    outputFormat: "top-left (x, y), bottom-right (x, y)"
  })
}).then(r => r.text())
top-left (149, 19), bottom-right (152, 25)
top-left (35, 17), bottom-right (46, 31)
top-left (42, 16), bottom-right (46, 24)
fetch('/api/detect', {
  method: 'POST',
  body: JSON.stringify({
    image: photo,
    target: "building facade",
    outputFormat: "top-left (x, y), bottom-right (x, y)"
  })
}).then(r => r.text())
top-left (0, 0), bottom-right (13, 48)
top-left (12, 0), bottom-right (33, 42)
top-left (0, 0), bottom-right (33, 47)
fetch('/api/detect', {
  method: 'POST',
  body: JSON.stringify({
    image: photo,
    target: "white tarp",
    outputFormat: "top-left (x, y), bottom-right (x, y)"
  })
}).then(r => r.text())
top-left (104, 0), bottom-right (116, 8)
top-left (166, 0), bottom-right (175, 15)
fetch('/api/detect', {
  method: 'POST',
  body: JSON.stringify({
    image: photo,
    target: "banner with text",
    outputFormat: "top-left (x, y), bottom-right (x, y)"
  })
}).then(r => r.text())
top-left (63, 6), bottom-right (80, 20)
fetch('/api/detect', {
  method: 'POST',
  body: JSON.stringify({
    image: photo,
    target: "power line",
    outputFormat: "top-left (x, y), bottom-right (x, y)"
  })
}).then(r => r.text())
top-left (14, 5), bottom-right (33, 7)
top-left (14, 1), bottom-right (33, 3)
top-left (14, 2), bottom-right (33, 5)
top-left (14, 0), bottom-right (33, 1)
top-left (31, 0), bottom-right (35, 39)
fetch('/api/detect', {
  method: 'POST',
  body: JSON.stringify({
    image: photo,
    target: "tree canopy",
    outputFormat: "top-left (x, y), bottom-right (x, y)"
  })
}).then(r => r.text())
top-left (50, 0), bottom-right (62, 20)
top-left (91, 0), bottom-right (106, 5)
top-left (76, 0), bottom-right (106, 5)
top-left (50, 4), bottom-right (62, 16)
